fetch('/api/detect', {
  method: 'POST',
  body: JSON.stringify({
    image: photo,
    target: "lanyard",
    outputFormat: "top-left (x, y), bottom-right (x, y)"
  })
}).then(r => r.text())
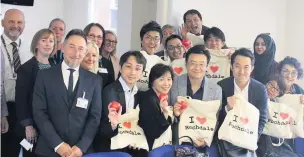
top-left (1, 35), bottom-right (21, 78)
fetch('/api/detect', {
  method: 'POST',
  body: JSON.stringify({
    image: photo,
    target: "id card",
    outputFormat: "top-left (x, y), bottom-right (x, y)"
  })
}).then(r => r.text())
top-left (98, 68), bottom-right (108, 73)
top-left (20, 139), bottom-right (33, 151)
top-left (76, 97), bottom-right (88, 109)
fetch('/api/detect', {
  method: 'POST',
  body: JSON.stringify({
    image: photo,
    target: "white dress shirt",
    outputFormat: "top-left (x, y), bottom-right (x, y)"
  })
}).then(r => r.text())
top-left (61, 60), bottom-right (79, 91)
top-left (54, 61), bottom-right (80, 152)
top-left (225, 79), bottom-right (250, 112)
top-left (119, 77), bottom-right (138, 111)
top-left (1, 33), bottom-right (32, 102)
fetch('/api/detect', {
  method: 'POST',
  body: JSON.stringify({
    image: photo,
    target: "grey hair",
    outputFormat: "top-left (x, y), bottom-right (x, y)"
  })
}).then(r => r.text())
top-left (49, 18), bottom-right (66, 29)
top-left (162, 24), bottom-right (175, 32)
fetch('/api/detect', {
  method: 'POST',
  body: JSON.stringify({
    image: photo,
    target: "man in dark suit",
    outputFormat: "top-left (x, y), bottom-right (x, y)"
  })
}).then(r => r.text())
top-left (216, 48), bottom-right (268, 157)
top-left (94, 51), bottom-right (147, 156)
top-left (32, 29), bottom-right (102, 157)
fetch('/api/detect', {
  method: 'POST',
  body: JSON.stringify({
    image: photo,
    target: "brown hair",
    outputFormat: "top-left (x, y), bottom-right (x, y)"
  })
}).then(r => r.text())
top-left (103, 30), bottom-right (117, 56)
top-left (30, 29), bottom-right (57, 56)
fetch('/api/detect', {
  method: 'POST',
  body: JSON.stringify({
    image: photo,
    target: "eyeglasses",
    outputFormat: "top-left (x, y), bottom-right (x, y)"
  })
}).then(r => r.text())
top-left (88, 34), bottom-right (103, 41)
top-left (144, 36), bottom-right (160, 43)
top-left (105, 39), bottom-right (117, 44)
top-left (267, 82), bottom-right (280, 92)
top-left (167, 45), bottom-right (183, 52)
top-left (282, 70), bottom-right (298, 77)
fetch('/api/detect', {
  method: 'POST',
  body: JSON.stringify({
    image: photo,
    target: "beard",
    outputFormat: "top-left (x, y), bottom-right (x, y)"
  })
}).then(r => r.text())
top-left (7, 28), bottom-right (21, 40)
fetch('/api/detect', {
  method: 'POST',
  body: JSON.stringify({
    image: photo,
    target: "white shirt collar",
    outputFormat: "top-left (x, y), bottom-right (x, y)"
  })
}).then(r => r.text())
top-left (119, 77), bottom-right (138, 93)
top-left (234, 78), bottom-right (250, 92)
top-left (2, 33), bottom-right (20, 46)
top-left (61, 60), bottom-right (80, 72)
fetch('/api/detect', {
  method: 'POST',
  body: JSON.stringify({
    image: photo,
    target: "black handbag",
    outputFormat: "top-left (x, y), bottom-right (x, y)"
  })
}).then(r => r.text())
top-left (174, 136), bottom-right (209, 157)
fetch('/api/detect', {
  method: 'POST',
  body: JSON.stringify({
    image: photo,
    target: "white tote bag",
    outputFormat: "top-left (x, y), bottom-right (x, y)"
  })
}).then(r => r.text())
top-left (136, 51), bottom-right (164, 91)
top-left (111, 107), bottom-right (149, 150)
top-left (178, 96), bottom-right (221, 147)
top-left (206, 49), bottom-right (231, 84)
top-left (218, 94), bottom-right (260, 151)
top-left (263, 100), bottom-right (296, 139)
top-left (170, 58), bottom-right (187, 76)
top-left (152, 106), bottom-right (174, 149)
top-left (275, 94), bottom-right (304, 138)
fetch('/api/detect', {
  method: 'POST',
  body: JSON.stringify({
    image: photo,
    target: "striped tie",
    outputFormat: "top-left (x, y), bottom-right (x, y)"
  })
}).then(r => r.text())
top-left (11, 42), bottom-right (21, 73)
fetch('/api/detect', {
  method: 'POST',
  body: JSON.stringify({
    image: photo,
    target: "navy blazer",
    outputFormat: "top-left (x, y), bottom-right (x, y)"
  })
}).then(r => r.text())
top-left (32, 64), bottom-right (102, 157)
top-left (93, 80), bottom-right (140, 152)
top-left (216, 77), bottom-right (268, 157)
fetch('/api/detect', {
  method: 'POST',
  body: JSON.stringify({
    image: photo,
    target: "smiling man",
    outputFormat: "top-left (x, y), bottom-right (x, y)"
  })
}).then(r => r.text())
top-left (32, 29), bottom-right (102, 157)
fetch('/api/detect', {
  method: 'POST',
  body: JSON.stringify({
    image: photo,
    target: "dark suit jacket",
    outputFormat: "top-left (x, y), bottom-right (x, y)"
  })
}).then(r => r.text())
top-left (155, 50), bottom-right (165, 59)
top-left (138, 89), bottom-right (172, 151)
top-left (216, 77), bottom-right (268, 157)
top-left (32, 64), bottom-right (102, 157)
top-left (98, 57), bottom-right (115, 87)
top-left (15, 57), bottom-right (45, 137)
top-left (93, 80), bottom-right (140, 152)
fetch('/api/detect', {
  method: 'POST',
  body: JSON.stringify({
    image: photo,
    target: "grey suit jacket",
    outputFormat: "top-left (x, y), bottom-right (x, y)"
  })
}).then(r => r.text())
top-left (169, 74), bottom-right (222, 105)
top-left (169, 74), bottom-right (222, 146)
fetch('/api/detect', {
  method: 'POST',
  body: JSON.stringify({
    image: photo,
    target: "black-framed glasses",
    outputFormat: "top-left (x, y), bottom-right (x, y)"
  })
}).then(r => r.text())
top-left (282, 70), bottom-right (298, 77)
top-left (105, 39), bottom-right (117, 44)
top-left (167, 45), bottom-right (183, 52)
top-left (88, 34), bottom-right (103, 41)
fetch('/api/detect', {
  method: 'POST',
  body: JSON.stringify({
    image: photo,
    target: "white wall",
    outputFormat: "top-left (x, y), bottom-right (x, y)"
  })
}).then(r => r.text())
top-left (1, 0), bottom-right (64, 52)
top-left (167, 0), bottom-right (287, 61)
top-left (286, 0), bottom-right (304, 87)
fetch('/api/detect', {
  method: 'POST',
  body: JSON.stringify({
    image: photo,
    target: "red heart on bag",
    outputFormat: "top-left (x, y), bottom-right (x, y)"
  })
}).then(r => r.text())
top-left (210, 65), bottom-right (219, 73)
top-left (174, 67), bottom-right (183, 75)
top-left (240, 117), bottom-right (249, 124)
top-left (280, 113), bottom-right (289, 120)
top-left (196, 117), bottom-right (207, 125)
top-left (123, 122), bottom-right (131, 128)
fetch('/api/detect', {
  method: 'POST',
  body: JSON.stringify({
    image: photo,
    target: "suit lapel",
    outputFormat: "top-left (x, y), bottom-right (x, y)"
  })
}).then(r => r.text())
top-left (248, 78), bottom-right (254, 104)
top-left (116, 82), bottom-right (127, 114)
top-left (54, 65), bottom-right (69, 107)
top-left (202, 78), bottom-right (210, 100)
top-left (179, 74), bottom-right (188, 97)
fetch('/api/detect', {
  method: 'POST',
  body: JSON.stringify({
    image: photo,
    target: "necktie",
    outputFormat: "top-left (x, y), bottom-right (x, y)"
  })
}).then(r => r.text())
top-left (11, 42), bottom-right (21, 73)
top-left (68, 69), bottom-right (75, 99)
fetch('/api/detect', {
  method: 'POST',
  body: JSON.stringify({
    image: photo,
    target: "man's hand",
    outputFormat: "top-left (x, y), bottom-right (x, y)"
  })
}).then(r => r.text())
top-left (1, 116), bottom-right (9, 134)
top-left (108, 105), bottom-right (122, 129)
top-left (25, 125), bottom-right (37, 143)
top-left (68, 146), bottom-right (83, 157)
top-left (56, 143), bottom-right (72, 157)
top-left (180, 24), bottom-right (189, 40)
top-left (227, 96), bottom-right (236, 111)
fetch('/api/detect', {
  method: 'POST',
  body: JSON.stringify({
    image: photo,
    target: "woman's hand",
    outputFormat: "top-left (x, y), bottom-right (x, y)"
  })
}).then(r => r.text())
top-left (194, 137), bottom-right (206, 147)
top-left (108, 104), bottom-right (122, 129)
top-left (160, 96), bottom-right (169, 114)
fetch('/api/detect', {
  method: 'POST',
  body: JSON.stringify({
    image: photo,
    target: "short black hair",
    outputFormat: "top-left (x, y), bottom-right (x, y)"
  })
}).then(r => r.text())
top-left (278, 56), bottom-right (303, 79)
top-left (267, 75), bottom-right (286, 96)
top-left (64, 29), bottom-right (87, 44)
top-left (148, 64), bottom-right (174, 89)
top-left (165, 34), bottom-right (182, 48)
top-left (230, 48), bottom-right (255, 66)
top-left (183, 9), bottom-right (202, 23)
top-left (185, 45), bottom-right (211, 64)
top-left (119, 51), bottom-right (147, 72)
top-left (83, 23), bottom-right (106, 48)
top-left (140, 21), bottom-right (163, 43)
top-left (203, 27), bottom-right (226, 42)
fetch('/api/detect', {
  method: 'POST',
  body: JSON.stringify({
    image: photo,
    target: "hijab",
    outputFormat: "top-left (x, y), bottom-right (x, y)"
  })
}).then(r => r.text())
top-left (253, 34), bottom-right (276, 84)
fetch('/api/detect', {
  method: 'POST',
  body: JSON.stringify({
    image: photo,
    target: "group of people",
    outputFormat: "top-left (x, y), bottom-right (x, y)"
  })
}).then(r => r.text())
top-left (1, 7), bottom-right (304, 157)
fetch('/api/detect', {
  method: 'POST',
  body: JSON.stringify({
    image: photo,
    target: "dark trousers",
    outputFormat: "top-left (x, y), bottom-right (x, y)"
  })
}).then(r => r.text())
top-left (1, 102), bottom-right (21, 157)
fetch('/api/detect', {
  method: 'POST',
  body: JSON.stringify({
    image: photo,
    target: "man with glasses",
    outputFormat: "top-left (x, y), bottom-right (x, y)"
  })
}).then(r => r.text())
top-left (165, 35), bottom-right (186, 62)
top-left (170, 45), bottom-right (222, 156)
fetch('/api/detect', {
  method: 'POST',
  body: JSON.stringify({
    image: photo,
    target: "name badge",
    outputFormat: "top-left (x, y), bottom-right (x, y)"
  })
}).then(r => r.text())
top-left (20, 139), bottom-right (33, 151)
top-left (76, 92), bottom-right (88, 109)
top-left (98, 68), bottom-right (108, 73)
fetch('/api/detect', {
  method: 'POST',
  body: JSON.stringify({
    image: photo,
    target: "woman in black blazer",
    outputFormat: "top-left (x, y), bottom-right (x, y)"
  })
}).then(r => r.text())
top-left (83, 23), bottom-right (115, 87)
top-left (138, 64), bottom-right (174, 151)
top-left (15, 29), bottom-right (57, 157)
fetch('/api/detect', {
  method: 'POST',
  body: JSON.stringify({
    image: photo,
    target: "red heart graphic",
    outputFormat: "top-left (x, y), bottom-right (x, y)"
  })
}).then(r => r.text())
top-left (240, 117), bottom-right (249, 124)
top-left (123, 122), bottom-right (131, 129)
top-left (196, 117), bottom-right (207, 125)
top-left (210, 65), bottom-right (219, 73)
top-left (280, 113), bottom-right (289, 120)
top-left (174, 67), bottom-right (183, 75)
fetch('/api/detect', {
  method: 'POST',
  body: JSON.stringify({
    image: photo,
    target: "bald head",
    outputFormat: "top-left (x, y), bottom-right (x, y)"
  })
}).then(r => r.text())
top-left (1, 9), bottom-right (25, 41)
